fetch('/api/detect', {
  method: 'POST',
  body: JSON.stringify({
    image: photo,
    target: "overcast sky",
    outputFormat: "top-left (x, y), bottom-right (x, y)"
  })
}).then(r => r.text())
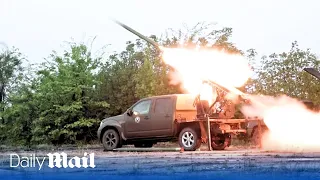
top-left (1, 0), bottom-right (319, 65)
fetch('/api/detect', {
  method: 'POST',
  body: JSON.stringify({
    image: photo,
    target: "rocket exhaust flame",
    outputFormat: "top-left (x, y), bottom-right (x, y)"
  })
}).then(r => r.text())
top-left (114, 19), bottom-right (320, 152)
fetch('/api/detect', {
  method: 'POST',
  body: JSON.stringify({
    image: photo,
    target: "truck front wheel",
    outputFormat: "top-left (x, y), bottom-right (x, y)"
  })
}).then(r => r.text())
top-left (102, 129), bottom-right (121, 151)
top-left (178, 127), bottom-right (201, 151)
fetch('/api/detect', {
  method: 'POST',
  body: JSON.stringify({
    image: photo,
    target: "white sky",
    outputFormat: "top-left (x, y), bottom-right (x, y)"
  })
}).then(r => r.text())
top-left (1, 0), bottom-right (319, 65)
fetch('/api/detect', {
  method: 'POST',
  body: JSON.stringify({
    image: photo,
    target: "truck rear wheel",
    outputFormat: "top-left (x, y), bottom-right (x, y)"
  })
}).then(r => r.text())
top-left (178, 127), bottom-right (201, 151)
top-left (102, 129), bottom-right (120, 151)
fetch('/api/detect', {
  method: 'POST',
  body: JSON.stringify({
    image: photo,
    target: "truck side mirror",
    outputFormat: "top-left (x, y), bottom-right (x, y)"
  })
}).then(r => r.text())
top-left (126, 109), bottom-right (133, 116)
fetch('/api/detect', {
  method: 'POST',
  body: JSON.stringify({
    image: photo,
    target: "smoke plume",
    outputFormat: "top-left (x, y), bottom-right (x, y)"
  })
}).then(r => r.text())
top-left (242, 95), bottom-right (320, 152)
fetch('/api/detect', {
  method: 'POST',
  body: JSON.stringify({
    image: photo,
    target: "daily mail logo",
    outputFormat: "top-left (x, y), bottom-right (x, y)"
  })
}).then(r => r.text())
top-left (10, 152), bottom-right (95, 170)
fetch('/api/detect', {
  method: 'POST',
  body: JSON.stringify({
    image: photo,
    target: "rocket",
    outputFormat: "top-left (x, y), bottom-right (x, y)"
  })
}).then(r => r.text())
top-left (112, 19), bottom-right (161, 51)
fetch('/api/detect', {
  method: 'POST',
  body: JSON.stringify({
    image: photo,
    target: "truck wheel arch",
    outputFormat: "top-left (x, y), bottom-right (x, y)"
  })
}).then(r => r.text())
top-left (176, 122), bottom-right (201, 137)
top-left (100, 126), bottom-right (122, 144)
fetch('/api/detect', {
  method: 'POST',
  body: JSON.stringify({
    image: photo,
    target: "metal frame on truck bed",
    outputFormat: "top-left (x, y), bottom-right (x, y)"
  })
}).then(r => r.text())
top-left (176, 118), bottom-right (262, 151)
top-left (175, 80), bottom-right (263, 151)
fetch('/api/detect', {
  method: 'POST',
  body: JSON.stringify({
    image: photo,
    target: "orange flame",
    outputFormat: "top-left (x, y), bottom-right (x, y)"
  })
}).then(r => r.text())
top-left (160, 46), bottom-right (252, 103)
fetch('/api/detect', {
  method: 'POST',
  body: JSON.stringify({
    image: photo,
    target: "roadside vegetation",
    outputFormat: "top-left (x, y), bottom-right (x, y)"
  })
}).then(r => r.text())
top-left (0, 22), bottom-right (319, 149)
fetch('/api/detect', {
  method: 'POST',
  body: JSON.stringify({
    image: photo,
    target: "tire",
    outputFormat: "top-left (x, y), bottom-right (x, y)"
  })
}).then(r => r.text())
top-left (178, 127), bottom-right (201, 151)
top-left (102, 129), bottom-right (120, 151)
top-left (211, 134), bottom-right (231, 150)
top-left (134, 143), bottom-right (153, 148)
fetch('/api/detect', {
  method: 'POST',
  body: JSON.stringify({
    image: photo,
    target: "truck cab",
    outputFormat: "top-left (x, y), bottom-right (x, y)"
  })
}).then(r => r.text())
top-left (97, 94), bottom-right (200, 151)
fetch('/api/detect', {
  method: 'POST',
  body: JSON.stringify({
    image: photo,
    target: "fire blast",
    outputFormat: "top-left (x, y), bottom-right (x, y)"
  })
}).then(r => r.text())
top-left (160, 47), bottom-right (252, 99)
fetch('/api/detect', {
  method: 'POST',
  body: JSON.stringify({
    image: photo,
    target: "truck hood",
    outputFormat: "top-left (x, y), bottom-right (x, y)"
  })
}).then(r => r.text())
top-left (101, 114), bottom-right (124, 123)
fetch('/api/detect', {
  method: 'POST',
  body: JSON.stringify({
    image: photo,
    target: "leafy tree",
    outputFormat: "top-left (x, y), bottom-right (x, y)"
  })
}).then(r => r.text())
top-left (0, 46), bottom-right (26, 144)
top-left (0, 47), bottom-right (24, 109)
top-left (1, 81), bottom-right (37, 146)
top-left (161, 22), bottom-right (243, 54)
top-left (252, 41), bottom-right (320, 104)
top-left (31, 42), bottom-right (108, 145)
top-left (96, 39), bottom-right (178, 117)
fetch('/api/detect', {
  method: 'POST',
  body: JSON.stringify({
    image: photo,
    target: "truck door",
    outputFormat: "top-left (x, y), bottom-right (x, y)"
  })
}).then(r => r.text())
top-left (151, 97), bottom-right (174, 136)
top-left (124, 99), bottom-right (153, 138)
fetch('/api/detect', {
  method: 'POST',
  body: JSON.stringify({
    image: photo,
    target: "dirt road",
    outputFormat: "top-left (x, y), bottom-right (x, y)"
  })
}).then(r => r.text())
top-left (1, 146), bottom-right (320, 180)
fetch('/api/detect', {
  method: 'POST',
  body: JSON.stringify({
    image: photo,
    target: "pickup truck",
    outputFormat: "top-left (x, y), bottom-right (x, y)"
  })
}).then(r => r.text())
top-left (97, 93), bottom-right (249, 151)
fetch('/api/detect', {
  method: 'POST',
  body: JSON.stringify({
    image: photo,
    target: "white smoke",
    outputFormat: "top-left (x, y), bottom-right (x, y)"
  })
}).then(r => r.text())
top-left (241, 95), bottom-right (320, 152)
